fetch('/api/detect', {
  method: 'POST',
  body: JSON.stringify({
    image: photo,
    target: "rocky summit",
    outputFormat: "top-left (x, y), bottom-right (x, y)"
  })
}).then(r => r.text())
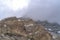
top-left (0, 17), bottom-right (53, 40)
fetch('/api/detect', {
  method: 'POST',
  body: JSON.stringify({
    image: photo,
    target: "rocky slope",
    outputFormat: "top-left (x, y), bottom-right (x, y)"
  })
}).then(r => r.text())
top-left (0, 17), bottom-right (53, 40)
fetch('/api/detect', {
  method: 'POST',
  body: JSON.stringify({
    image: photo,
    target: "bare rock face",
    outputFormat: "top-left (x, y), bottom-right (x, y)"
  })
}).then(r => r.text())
top-left (0, 17), bottom-right (53, 40)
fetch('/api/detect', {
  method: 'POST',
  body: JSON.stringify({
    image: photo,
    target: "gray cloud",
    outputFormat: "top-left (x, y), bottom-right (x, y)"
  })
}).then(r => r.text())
top-left (0, 0), bottom-right (60, 24)
top-left (24, 0), bottom-right (60, 24)
top-left (0, 0), bottom-right (28, 19)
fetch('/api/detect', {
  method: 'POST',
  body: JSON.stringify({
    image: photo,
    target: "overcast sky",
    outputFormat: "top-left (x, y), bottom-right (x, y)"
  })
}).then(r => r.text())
top-left (24, 0), bottom-right (60, 24)
top-left (0, 0), bottom-right (30, 19)
top-left (0, 0), bottom-right (60, 24)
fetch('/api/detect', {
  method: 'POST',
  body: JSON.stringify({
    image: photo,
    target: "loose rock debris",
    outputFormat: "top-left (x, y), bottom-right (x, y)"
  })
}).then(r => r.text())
top-left (0, 17), bottom-right (53, 40)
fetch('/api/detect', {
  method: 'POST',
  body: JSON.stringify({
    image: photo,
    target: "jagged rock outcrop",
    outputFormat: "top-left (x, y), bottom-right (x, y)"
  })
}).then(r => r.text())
top-left (0, 17), bottom-right (53, 40)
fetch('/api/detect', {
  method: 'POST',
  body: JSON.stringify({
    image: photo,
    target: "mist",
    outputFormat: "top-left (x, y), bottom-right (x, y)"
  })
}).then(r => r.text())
top-left (0, 0), bottom-right (29, 19)
top-left (24, 0), bottom-right (60, 24)
top-left (0, 0), bottom-right (60, 24)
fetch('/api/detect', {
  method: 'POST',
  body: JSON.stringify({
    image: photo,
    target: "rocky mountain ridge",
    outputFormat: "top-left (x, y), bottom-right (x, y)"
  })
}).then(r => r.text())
top-left (0, 17), bottom-right (53, 40)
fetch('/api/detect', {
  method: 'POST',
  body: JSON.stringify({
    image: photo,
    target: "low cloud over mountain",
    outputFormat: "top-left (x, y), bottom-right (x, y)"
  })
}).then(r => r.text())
top-left (24, 0), bottom-right (60, 24)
